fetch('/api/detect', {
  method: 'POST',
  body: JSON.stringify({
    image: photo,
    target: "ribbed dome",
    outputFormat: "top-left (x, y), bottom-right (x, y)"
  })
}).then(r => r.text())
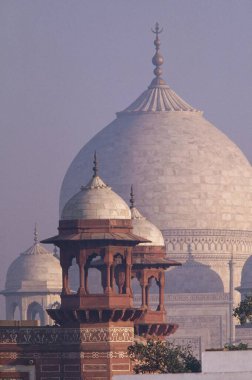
top-left (4, 241), bottom-right (62, 292)
top-left (59, 28), bottom-right (252, 232)
top-left (131, 206), bottom-right (164, 246)
top-left (61, 172), bottom-right (131, 220)
top-left (121, 80), bottom-right (199, 113)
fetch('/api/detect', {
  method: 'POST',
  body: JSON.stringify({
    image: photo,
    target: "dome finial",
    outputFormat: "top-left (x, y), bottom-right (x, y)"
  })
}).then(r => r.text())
top-left (151, 22), bottom-right (164, 80)
top-left (130, 185), bottom-right (135, 209)
top-left (93, 151), bottom-right (98, 177)
top-left (34, 223), bottom-right (38, 244)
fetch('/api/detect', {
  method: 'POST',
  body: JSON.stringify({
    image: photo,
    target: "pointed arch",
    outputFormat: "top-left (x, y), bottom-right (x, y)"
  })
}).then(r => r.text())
top-left (27, 302), bottom-right (45, 325)
top-left (10, 302), bottom-right (21, 320)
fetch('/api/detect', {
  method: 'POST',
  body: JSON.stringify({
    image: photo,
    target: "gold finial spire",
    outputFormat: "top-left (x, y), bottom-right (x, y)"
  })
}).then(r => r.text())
top-left (130, 185), bottom-right (135, 209)
top-left (34, 223), bottom-right (38, 244)
top-left (151, 22), bottom-right (164, 81)
top-left (93, 151), bottom-right (98, 177)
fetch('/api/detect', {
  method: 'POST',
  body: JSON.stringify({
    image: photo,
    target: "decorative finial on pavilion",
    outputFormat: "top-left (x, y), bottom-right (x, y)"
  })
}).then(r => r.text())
top-left (34, 223), bottom-right (38, 244)
top-left (93, 151), bottom-right (98, 177)
top-left (151, 22), bottom-right (164, 80)
top-left (130, 185), bottom-right (135, 209)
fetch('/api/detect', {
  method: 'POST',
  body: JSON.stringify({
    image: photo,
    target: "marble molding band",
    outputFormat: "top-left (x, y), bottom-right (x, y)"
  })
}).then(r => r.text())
top-left (163, 229), bottom-right (252, 254)
top-left (134, 293), bottom-right (230, 305)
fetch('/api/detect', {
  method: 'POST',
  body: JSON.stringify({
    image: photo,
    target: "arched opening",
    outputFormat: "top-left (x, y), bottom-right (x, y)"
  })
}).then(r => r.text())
top-left (131, 276), bottom-right (141, 307)
top-left (240, 255), bottom-right (252, 299)
top-left (27, 302), bottom-right (45, 326)
top-left (86, 254), bottom-right (103, 294)
top-left (11, 303), bottom-right (21, 320)
top-left (68, 258), bottom-right (78, 293)
top-left (147, 276), bottom-right (159, 311)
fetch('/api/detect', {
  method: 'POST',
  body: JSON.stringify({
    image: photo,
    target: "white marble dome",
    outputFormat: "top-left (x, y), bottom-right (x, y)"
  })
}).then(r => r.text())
top-left (61, 171), bottom-right (131, 220)
top-left (60, 101), bottom-right (252, 232)
top-left (165, 256), bottom-right (224, 293)
top-left (5, 240), bottom-right (62, 292)
top-left (60, 33), bottom-right (252, 232)
top-left (131, 205), bottom-right (164, 246)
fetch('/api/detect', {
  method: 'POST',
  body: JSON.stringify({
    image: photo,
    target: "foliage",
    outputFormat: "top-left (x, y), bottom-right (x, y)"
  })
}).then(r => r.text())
top-left (128, 338), bottom-right (201, 374)
top-left (233, 296), bottom-right (252, 324)
top-left (223, 343), bottom-right (248, 351)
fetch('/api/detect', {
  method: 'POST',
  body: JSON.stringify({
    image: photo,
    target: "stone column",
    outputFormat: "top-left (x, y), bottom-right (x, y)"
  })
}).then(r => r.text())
top-left (229, 256), bottom-right (235, 344)
top-left (77, 250), bottom-right (86, 296)
top-left (105, 248), bottom-right (112, 294)
top-left (125, 264), bottom-right (131, 294)
top-left (110, 264), bottom-right (115, 290)
top-left (125, 249), bottom-right (132, 295)
top-left (141, 283), bottom-right (146, 308)
top-left (85, 267), bottom-right (89, 294)
top-left (61, 261), bottom-right (71, 295)
top-left (158, 271), bottom-right (165, 311)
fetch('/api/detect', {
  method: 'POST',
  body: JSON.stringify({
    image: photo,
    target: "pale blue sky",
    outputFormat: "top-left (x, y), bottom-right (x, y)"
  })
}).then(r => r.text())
top-left (0, 0), bottom-right (252, 315)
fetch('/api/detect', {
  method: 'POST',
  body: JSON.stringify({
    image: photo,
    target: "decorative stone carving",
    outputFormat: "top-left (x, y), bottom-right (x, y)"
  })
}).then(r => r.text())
top-left (0, 327), bottom-right (134, 345)
top-left (163, 229), bottom-right (252, 255)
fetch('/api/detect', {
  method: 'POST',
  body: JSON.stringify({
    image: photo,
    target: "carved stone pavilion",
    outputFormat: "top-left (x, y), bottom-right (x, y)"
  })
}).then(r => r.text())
top-left (0, 155), bottom-right (179, 380)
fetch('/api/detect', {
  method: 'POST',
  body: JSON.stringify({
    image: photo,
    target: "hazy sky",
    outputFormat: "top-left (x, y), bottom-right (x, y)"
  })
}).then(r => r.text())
top-left (0, 0), bottom-right (252, 316)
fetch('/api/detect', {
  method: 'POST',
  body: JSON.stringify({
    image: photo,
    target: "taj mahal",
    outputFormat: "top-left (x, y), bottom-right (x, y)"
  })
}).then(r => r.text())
top-left (1, 23), bottom-right (252, 375)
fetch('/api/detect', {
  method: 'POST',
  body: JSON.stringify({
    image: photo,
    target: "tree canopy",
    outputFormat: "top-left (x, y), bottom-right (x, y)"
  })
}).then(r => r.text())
top-left (128, 338), bottom-right (201, 374)
top-left (233, 295), bottom-right (252, 324)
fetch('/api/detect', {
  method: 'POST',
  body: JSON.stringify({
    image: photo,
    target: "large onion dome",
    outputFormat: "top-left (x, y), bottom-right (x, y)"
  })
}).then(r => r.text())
top-left (61, 153), bottom-right (131, 220)
top-left (60, 24), bottom-right (252, 232)
top-left (4, 227), bottom-right (61, 293)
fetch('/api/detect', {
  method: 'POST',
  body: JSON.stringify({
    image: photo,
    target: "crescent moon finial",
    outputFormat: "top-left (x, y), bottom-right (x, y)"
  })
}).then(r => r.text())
top-left (93, 151), bottom-right (98, 177)
top-left (151, 22), bottom-right (164, 80)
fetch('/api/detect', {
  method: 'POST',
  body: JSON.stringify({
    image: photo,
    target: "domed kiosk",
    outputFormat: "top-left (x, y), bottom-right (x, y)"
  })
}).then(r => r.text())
top-left (59, 24), bottom-right (252, 350)
top-left (61, 161), bottom-right (131, 221)
top-left (40, 157), bottom-right (179, 378)
top-left (1, 226), bottom-right (62, 325)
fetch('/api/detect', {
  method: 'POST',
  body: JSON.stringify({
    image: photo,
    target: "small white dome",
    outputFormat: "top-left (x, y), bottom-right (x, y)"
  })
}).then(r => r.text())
top-left (131, 206), bottom-right (164, 246)
top-left (61, 174), bottom-right (131, 220)
top-left (5, 242), bottom-right (62, 292)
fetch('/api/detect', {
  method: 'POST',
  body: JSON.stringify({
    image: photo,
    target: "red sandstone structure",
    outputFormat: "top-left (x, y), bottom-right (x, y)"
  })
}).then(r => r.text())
top-left (0, 156), bottom-right (179, 380)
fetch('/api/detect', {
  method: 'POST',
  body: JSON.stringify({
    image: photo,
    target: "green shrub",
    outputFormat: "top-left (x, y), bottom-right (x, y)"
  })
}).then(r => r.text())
top-left (233, 296), bottom-right (252, 324)
top-left (128, 338), bottom-right (201, 374)
top-left (224, 343), bottom-right (248, 351)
